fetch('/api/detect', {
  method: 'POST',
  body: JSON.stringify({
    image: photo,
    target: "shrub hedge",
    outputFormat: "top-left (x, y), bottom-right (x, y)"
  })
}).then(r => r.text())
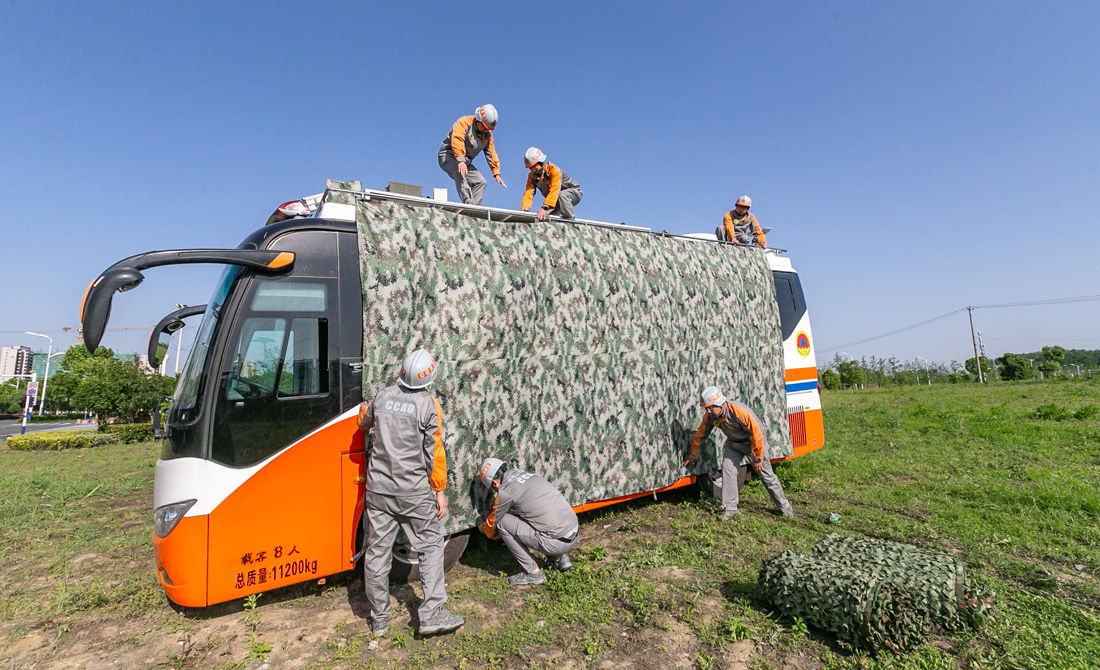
top-left (98, 423), bottom-right (155, 443)
top-left (7, 431), bottom-right (118, 451)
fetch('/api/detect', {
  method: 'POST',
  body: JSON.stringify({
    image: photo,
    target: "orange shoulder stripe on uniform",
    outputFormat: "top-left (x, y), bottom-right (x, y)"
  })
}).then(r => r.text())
top-left (544, 164), bottom-right (562, 208)
top-left (480, 496), bottom-right (499, 539)
top-left (428, 395), bottom-right (447, 491)
top-left (521, 171), bottom-right (537, 211)
top-left (450, 116), bottom-right (473, 159)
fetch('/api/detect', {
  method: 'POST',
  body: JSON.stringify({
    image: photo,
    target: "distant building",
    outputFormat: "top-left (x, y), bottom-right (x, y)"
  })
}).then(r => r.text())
top-left (0, 345), bottom-right (34, 382)
top-left (30, 351), bottom-right (65, 378)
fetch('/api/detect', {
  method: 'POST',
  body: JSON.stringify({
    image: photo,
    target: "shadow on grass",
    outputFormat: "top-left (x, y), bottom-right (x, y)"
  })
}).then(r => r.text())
top-left (719, 577), bottom-right (855, 657)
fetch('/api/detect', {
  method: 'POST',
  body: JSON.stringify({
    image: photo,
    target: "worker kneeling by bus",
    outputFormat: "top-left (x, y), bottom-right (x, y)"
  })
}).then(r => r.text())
top-left (477, 458), bottom-right (578, 586)
top-left (684, 386), bottom-right (794, 520)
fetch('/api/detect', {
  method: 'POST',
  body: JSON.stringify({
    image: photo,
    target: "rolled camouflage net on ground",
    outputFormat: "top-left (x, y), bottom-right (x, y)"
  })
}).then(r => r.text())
top-left (811, 534), bottom-right (995, 631)
top-left (758, 551), bottom-right (929, 653)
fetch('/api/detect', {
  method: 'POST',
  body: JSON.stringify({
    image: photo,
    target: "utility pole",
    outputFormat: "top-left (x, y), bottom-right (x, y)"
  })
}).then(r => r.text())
top-left (968, 307), bottom-right (984, 383)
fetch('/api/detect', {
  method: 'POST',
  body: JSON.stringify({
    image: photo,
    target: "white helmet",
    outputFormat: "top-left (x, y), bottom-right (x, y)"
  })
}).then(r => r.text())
top-left (524, 147), bottom-right (547, 168)
top-left (479, 457), bottom-right (506, 487)
top-left (474, 104), bottom-right (498, 130)
top-left (735, 195), bottom-right (752, 208)
top-left (398, 348), bottom-right (437, 389)
top-left (699, 386), bottom-right (727, 408)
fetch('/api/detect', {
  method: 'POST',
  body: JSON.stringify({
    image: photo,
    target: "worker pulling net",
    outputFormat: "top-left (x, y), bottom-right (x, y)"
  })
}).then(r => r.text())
top-left (758, 535), bottom-right (995, 653)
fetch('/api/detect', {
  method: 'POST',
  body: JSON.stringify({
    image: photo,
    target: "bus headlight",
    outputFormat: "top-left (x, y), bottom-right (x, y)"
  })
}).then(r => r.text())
top-left (154, 499), bottom-right (197, 538)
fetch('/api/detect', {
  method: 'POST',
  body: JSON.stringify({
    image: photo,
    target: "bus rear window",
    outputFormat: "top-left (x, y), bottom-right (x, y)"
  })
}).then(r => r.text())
top-left (773, 271), bottom-right (807, 341)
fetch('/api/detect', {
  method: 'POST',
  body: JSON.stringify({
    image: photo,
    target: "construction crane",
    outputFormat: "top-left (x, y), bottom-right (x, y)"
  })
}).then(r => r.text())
top-left (62, 325), bottom-right (153, 346)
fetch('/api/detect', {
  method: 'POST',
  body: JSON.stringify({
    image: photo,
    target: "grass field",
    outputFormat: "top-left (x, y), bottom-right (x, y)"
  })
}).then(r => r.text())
top-left (1, 379), bottom-right (1098, 669)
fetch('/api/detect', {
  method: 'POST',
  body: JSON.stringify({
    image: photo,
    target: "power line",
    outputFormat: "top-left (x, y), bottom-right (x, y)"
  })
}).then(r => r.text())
top-left (818, 308), bottom-right (967, 353)
top-left (972, 294), bottom-right (1100, 309)
top-left (819, 293), bottom-right (1100, 354)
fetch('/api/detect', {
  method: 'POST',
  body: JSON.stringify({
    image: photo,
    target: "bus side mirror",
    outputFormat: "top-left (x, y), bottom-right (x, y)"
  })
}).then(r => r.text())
top-left (81, 269), bottom-right (145, 353)
top-left (147, 304), bottom-right (206, 370)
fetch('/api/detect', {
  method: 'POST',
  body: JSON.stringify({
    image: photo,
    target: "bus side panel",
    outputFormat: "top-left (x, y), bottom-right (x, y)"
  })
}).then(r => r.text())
top-left (341, 450), bottom-right (367, 565)
top-left (206, 421), bottom-right (354, 605)
top-left (153, 516), bottom-right (209, 607)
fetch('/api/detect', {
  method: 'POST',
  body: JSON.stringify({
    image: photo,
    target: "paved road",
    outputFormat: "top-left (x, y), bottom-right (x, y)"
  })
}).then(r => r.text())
top-left (1, 420), bottom-right (99, 439)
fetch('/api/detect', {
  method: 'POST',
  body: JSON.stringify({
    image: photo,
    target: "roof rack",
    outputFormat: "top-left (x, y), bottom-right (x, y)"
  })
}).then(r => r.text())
top-left (320, 185), bottom-right (785, 253)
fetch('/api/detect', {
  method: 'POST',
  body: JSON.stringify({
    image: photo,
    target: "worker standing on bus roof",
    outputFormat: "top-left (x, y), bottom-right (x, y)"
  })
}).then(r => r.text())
top-left (721, 195), bottom-right (767, 247)
top-left (357, 348), bottom-right (464, 637)
top-left (476, 458), bottom-right (579, 586)
top-left (438, 104), bottom-right (507, 205)
top-left (684, 387), bottom-right (793, 519)
top-left (520, 147), bottom-right (583, 221)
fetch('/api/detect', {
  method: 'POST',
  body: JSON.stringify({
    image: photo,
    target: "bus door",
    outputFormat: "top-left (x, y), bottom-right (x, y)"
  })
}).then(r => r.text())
top-left (204, 244), bottom-right (347, 603)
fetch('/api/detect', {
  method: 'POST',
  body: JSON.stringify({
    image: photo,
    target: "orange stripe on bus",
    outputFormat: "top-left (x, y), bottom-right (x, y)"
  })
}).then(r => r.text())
top-left (784, 367), bottom-right (818, 382)
top-left (574, 476), bottom-right (696, 514)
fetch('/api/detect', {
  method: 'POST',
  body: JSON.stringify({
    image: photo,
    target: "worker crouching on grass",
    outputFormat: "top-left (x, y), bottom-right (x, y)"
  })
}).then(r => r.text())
top-left (520, 147), bottom-right (583, 220)
top-left (684, 386), bottom-right (793, 519)
top-left (477, 458), bottom-right (579, 586)
top-left (358, 349), bottom-right (464, 637)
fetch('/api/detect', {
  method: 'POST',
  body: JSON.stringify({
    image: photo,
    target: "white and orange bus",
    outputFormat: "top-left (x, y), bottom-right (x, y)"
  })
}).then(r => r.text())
top-left (81, 186), bottom-right (823, 608)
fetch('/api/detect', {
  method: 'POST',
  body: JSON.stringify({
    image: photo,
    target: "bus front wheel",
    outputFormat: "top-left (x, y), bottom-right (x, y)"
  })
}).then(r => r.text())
top-left (354, 518), bottom-right (471, 583)
top-left (698, 471), bottom-right (723, 500)
top-left (390, 532), bottom-right (469, 582)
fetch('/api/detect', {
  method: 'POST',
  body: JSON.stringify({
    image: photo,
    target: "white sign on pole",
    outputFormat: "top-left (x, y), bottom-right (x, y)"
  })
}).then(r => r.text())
top-left (27, 381), bottom-right (38, 396)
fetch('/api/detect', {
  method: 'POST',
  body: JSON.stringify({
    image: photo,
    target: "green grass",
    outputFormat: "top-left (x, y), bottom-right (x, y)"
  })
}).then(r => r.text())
top-left (3, 378), bottom-right (1099, 669)
top-left (0, 442), bottom-right (159, 626)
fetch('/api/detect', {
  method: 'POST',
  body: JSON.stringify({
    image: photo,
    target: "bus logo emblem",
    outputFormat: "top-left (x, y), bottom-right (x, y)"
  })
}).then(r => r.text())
top-left (796, 331), bottom-right (811, 357)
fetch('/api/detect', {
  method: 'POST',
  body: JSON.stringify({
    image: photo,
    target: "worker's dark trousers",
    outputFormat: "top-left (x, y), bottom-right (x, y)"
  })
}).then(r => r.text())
top-left (363, 490), bottom-right (447, 624)
top-left (438, 149), bottom-right (486, 205)
top-left (721, 446), bottom-right (791, 514)
top-left (496, 513), bottom-right (578, 574)
top-left (550, 188), bottom-right (582, 220)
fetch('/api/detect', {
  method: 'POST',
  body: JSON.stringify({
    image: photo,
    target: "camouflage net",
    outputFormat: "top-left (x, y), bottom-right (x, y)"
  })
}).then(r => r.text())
top-left (759, 535), bottom-right (995, 653)
top-left (812, 534), bottom-right (995, 631)
top-left (759, 551), bottom-right (928, 653)
top-left (332, 182), bottom-right (792, 534)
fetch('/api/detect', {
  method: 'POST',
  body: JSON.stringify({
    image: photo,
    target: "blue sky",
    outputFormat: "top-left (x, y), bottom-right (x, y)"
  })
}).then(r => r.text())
top-left (2, 2), bottom-right (1098, 367)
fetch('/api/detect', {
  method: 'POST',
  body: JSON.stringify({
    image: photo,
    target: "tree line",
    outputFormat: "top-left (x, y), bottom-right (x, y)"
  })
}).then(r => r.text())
top-left (819, 346), bottom-right (1098, 390)
top-left (0, 345), bottom-right (177, 422)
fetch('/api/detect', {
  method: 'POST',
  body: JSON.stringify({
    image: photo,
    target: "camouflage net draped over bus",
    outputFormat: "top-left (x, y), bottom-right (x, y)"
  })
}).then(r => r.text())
top-left (334, 182), bottom-right (791, 533)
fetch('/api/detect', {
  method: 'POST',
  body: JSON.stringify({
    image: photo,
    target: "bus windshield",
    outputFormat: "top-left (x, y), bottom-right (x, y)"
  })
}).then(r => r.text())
top-left (169, 266), bottom-right (243, 424)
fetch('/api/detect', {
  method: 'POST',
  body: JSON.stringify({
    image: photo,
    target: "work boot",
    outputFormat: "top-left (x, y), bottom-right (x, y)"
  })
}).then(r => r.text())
top-left (720, 509), bottom-right (741, 520)
top-left (419, 608), bottom-right (464, 636)
top-left (552, 554), bottom-right (572, 572)
top-left (370, 616), bottom-right (389, 636)
top-left (508, 570), bottom-right (547, 586)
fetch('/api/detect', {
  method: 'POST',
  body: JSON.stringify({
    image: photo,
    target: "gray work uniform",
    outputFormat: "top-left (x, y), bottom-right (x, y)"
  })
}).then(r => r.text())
top-left (694, 400), bottom-right (791, 515)
top-left (358, 384), bottom-right (449, 624)
top-left (438, 118), bottom-right (498, 205)
top-left (487, 469), bottom-right (578, 574)
top-left (528, 164), bottom-right (583, 219)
